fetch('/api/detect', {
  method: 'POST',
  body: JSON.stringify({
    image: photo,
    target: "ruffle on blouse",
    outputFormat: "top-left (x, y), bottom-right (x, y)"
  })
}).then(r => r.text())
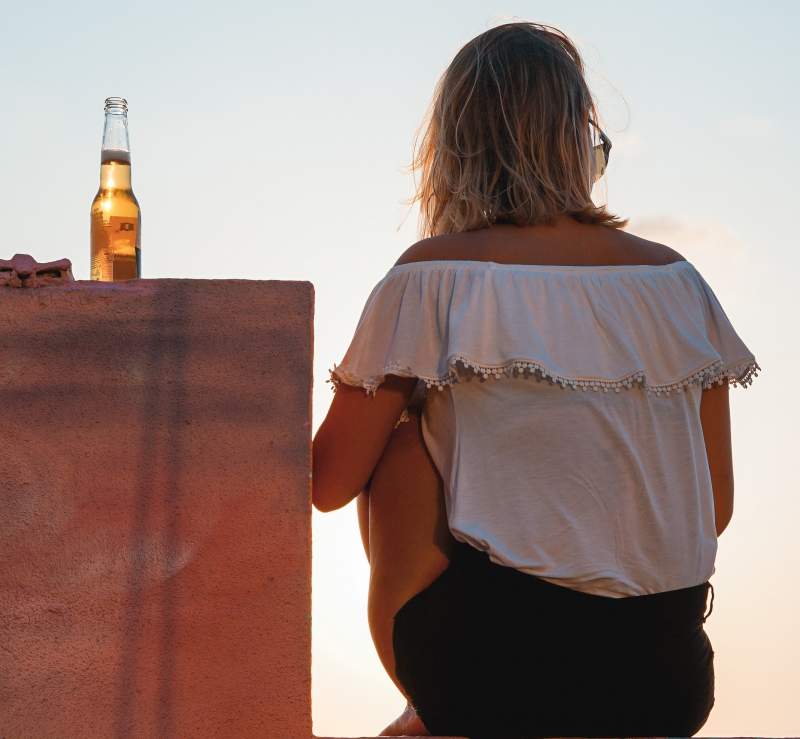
top-left (327, 259), bottom-right (760, 398)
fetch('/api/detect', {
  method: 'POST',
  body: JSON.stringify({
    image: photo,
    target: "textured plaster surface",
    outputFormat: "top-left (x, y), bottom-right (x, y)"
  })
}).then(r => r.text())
top-left (0, 278), bottom-right (313, 738)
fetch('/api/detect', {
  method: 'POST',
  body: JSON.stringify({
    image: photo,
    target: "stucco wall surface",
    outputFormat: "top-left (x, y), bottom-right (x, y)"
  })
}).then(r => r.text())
top-left (0, 279), bottom-right (313, 738)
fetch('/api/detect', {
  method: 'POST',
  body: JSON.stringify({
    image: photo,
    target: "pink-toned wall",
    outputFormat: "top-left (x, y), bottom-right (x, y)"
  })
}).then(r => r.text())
top-left (0, 278), bottom-right (318, 737)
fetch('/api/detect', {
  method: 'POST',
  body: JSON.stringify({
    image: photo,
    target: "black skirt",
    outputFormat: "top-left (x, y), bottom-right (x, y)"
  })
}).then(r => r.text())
top-left (392, 537), bottom-right (716, 739)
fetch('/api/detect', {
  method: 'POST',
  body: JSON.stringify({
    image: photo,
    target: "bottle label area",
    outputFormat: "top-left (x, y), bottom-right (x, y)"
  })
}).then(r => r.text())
top-left (90, 214), bottom-right (140, 281)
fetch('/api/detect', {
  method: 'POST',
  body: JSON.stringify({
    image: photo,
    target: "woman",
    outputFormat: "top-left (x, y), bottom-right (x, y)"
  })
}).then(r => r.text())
top-left (312, 21), bottom-right (760, 738)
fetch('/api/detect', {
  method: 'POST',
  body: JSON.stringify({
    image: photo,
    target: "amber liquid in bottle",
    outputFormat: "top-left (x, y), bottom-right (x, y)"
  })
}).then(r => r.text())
top-left (90, 98), bottom-right (141, 280)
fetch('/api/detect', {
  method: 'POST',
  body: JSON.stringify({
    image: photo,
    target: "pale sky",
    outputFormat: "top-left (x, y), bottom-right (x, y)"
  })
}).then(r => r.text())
top-left (2, 1), bottom-right (798, 736)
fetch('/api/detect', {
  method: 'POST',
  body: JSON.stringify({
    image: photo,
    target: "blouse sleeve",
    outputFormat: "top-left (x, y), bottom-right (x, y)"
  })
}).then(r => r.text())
top-left (326, 268), bottom-right (428, 397)
top-left (688, 265), bottom-right (760, 389)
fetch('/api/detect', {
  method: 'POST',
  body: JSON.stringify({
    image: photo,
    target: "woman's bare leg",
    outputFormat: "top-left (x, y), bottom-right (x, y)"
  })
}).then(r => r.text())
top-left (359, 408), bottom-right (457, 705)
top-left (356, 484), bottom-right (371, 563)
top-left (360, 479), bottom-right (433, 736)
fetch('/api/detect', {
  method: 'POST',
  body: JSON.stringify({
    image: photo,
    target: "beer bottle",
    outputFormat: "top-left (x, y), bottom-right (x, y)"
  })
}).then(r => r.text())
top-left (90, 97), bottom-right (141, 280)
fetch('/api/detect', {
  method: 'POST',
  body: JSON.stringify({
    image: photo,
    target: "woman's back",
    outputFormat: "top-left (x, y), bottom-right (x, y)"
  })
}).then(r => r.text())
top-left (399, 218), bottom-right (737, 544)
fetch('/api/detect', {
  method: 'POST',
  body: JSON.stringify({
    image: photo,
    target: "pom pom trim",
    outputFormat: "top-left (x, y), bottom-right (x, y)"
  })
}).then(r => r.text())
top-left (327, 355), bottom-right (761, 398)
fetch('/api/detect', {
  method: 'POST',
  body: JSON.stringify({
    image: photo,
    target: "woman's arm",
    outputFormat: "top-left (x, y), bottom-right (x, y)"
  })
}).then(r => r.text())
top-left (700, 381), bottom-right (734, 536)
top-left (312, 374), bottom-right (418, 512)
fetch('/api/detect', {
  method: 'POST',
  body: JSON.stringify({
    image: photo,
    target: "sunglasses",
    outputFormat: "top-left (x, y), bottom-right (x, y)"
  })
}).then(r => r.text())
top-left (589, 118), bottom-right (612, 180)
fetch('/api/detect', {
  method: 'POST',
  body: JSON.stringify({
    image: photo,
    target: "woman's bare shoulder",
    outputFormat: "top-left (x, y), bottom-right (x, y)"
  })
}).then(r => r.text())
top-left (393, 226), bottom-right (686, 267)
top-left (393, 233), bottom-right (477, 266)
top-left (612, 229), bottom-right (687, 265)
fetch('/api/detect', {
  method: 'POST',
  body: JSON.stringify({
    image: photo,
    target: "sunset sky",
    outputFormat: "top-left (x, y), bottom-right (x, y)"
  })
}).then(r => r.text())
top-left (2, 1), bottom-right (797, 736)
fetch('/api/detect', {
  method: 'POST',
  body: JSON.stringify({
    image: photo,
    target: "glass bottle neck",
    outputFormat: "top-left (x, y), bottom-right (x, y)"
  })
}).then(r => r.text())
top-left (99, 111), bottom-right (132, 189)
top-left (101, 110), bottom-right (130, 152)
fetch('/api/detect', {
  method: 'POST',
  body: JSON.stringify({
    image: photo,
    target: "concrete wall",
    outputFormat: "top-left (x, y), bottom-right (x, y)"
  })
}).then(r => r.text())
top-left (0, 278), bottom-right (314, 738)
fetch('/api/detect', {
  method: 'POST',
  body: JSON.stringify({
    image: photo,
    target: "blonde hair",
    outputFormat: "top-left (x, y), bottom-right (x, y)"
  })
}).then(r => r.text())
top-left (408, 21), bottom-right (628, 237)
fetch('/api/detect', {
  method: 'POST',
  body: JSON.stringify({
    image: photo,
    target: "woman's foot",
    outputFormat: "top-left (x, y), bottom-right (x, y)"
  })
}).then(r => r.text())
top-left (378, 700), bottom-right (431, 736)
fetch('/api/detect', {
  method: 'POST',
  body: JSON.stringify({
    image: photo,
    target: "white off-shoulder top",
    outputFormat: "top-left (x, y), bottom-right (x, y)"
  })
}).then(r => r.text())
top-left (327, 259), bottom-right (760, 597)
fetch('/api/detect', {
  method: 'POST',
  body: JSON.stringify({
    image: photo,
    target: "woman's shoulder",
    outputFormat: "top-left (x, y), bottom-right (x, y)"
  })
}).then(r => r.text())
top-left (393, 232), bottom-right (478, 266)
top-left (606, 230), bottom-right (686, 266)
top-left (393, 226), bottom-right (686, 268)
